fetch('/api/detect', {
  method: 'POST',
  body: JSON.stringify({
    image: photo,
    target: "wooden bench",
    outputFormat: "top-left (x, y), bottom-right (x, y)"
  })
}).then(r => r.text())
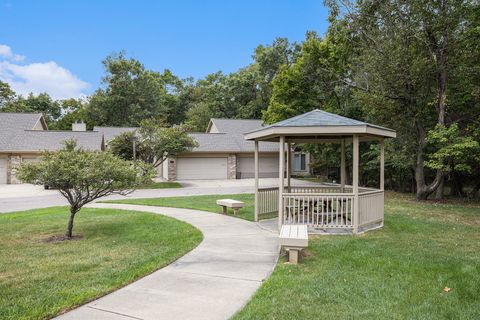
top-left (216, 199), bottom-right (245, 216)
top-left (279, 225), bottom-right (309, 264)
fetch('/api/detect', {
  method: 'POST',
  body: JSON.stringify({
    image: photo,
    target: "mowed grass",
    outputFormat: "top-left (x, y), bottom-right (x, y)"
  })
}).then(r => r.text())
top-left (0, 207), bottom-right (202, 320)
top-left (108, 192), bottom-right (480, 318)
top-left (137, 181), bottom-right (183, 189)
top-left (106, 193), bottom-right (257, 221)
top-left (233, 193), bottom-right (480, 319)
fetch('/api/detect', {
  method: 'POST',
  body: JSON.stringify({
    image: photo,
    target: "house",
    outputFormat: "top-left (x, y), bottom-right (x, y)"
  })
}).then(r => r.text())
top-left (96, 118), bottom-right (310, 181)
top-left (0, 113), bottom-right (104, 184)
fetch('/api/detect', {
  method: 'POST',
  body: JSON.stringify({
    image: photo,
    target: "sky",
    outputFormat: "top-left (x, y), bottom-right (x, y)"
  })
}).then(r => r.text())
top-left (0, 1), bottom-right (329, 99)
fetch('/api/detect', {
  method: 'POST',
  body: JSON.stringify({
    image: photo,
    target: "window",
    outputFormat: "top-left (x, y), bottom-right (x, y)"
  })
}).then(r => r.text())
top-left (293, 153), bottom-right (306, 171)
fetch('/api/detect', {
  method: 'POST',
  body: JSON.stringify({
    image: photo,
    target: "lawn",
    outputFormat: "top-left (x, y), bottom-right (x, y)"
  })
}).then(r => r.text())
top-left (137, 181), bottom-right (183, 189)
top-left (0, 207), bottom-right (202, 320)
top-left (105, 193), bottom-right (257, 221)
top-left (108, 192), bottom-right (480, 319)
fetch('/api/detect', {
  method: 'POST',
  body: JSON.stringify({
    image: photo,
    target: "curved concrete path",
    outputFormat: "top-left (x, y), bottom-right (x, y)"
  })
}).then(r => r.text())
top-left (56, 203), bottom-right (279, 320)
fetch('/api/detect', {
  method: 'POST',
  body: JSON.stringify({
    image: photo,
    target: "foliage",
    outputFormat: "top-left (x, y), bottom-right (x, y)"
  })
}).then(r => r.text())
top-left (16, 141), bottom-right (154, 237)
top-left (1, 91), bottom-right (61, 127)
top-left (426, 124), bottom-right (480, 174)
top-left (109, 119), bottom-right (198, 167)
top-left (88, 52), bottom-right (184, 126)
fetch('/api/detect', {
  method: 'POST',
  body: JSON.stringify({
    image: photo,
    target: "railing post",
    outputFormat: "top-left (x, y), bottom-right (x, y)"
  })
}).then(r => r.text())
top-left (353, 135), bottom-right (359, 234)
top-left (380, 138), bottom-right (385, 191)
top-left (254, 140), bottom-right (259, 222)
top-left (341, 138), bottom-right (346, 192)
top-left (278, 136), bottom-right (285, 231)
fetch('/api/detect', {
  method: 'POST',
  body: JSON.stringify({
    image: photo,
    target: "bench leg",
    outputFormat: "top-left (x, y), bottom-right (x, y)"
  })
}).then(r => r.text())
top-left (221, 206), bottom-right (227, 214)
top-left (288, 249), bottom-right (299, 264)
top-left (233, 208), bottom-right (238, 216)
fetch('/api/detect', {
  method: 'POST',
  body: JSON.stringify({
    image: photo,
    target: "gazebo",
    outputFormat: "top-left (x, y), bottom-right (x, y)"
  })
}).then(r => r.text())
top-left (244, 109), bottom-right (396, 234)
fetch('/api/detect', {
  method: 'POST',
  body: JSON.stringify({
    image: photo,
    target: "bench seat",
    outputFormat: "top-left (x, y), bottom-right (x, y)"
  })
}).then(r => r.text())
top-left (279, 225), bottom-right (309, 264)
top-left (216, 199), bottom-right (245, 215)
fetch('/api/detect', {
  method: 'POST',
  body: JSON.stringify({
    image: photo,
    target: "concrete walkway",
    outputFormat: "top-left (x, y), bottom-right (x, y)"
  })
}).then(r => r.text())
top-left (56, 203), bottom-right (279, 320)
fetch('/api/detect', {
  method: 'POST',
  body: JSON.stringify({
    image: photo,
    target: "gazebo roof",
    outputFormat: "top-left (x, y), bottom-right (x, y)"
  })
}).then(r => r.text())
top-left (244, 109), bottom-right (396, 141)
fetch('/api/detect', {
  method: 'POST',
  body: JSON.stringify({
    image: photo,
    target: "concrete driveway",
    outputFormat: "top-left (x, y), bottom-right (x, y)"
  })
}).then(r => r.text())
top-left (0, 178), bottom-right (321, 213)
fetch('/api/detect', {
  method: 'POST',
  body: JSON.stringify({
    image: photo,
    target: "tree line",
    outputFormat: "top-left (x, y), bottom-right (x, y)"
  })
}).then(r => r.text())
top-left (1, 0), bottom-right (479, 200)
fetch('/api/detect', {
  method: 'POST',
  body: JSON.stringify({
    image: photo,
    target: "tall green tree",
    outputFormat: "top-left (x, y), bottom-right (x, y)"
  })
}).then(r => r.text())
top-left (323, 0), bottom-right (479, 200)
top-left (88, 52), bottom-right (182, 127)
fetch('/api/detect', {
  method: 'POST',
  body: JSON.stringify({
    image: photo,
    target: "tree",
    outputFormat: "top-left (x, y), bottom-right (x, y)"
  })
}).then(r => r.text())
top-left (1, 92), bottom-right (61, 127)
top-left (16, 141), bottom-right (154, 238)
top-left (0, 81), bottom-right (15, 108)
top-left (263, 31), bottom-right (356, 123)
top-left (52, 98), bottom-right (94, 130)
top-left (322, 0), bottom-right (478, 200)
top-left (110, 119), bottom-right (198, 168)
top-left (88, 52), bottom-right (182, 127)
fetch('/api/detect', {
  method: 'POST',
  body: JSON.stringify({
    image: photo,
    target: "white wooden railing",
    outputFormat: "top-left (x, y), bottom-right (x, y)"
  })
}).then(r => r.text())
top-left (258, 185), bottom-right (384, 229)
top-left (258, 187), bottom-right (279, 215)
top-left (358, 190), bottom-right (384, 227)
top-left (282, 193), bottom-right (354, 228)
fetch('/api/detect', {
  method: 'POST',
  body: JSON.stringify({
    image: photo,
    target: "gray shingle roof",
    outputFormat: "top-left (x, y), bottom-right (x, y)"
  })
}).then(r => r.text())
top-left (209, 119), bottom-right (267, 134)
top-left (0, 112), bottom-right (103, 152)
top-left (93, 126), bottom-right (137, 142)
top-left (246, 109), bottom-right (394, 134)
top-left (8, 130), bottom-right (104, 151)
top-left (190, 119), bottom-right (278, 153)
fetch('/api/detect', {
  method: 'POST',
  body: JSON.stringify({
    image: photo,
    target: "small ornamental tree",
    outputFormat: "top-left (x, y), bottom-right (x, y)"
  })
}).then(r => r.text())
top-left (109, 119), bottom-right (198, 168)
top-left (16, 141), bottom-right (155, 239)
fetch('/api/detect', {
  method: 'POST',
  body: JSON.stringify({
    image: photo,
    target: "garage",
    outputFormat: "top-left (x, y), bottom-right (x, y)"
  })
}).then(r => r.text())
top-left (238, 155), bottom-right (279, 179)
top-left (176, 157), bottom-right (228, 180)
top-left (0, 156), bottom-right (7, 184)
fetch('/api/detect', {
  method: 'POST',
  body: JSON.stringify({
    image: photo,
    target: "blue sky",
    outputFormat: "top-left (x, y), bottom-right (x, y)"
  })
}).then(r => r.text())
top-left (0, 1), bottom-right (329, 99)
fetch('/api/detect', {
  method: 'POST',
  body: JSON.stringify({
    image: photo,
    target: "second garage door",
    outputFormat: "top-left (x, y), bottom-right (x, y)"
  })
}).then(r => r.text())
top-left (177, 157), bottom-right (228, 180)
top-left (238, 156), bottom-right (279, 179)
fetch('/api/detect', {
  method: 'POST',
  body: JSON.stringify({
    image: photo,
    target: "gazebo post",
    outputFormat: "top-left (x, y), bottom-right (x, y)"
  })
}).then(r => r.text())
top-left (254, 140), bottom-right (259, 222)
top-left (278, 135), bottom-right (285, 230)
top-left (380, 138), bottom-right (385, 190)
top-left (287, 141), bottom-right (291, 192)
top-left (340, 138), bottom-right (346, 192)
top-left (352, 134), bottom-right (359, 234)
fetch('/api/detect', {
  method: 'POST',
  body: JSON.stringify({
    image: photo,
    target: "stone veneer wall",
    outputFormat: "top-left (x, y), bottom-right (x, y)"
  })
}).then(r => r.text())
top-left (7, 155), bottom-right (22, 184)
top-left (167, 156), bottom-right (177, 181)
top-left (227, 154), bottom-right (237, 179)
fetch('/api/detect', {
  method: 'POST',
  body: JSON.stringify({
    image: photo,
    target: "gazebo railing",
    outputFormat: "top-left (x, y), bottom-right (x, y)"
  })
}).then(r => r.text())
top-left (282, 193), bottom-right (354, 228)
top-left (257, 185), bottom-right (384, 230)
top-left (258, 187), bottom-right (279, 215)
top-left (358, 190), bottom-right (384, 227)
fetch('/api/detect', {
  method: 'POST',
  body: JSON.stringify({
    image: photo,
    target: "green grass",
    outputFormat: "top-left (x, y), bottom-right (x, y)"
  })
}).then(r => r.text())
top-left (233, 193), bottom-right (480, 319)
top-left (0, 207), bottom-right (202, 320)
top-left (105, 193), bottom-right (258, 221)
top-left (106, 192), bottom-right (480, 318)
top-left (137, 181), bottom-right (183, 189)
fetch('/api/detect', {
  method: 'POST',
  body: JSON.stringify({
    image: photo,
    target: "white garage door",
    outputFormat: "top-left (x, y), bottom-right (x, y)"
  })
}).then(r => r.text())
top-left (177, 157), bottom-right (228, 180)
top-left (0, 156), bottom-right (7, 184)
top-left (238, 156), bottom-right (279, 179)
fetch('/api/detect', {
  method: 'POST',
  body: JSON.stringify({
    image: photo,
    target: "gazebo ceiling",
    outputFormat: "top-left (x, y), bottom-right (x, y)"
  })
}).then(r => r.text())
top-left (244, 109), bottom-right (396, 142)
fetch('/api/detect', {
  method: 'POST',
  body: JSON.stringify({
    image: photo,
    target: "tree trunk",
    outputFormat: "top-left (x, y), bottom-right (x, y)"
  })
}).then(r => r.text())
top-left (415, 120), bottom-right (443, 200)
top-left (435, 176), bottom-right (444, 199)
top-left (66, 207), bottom-right (77, 238)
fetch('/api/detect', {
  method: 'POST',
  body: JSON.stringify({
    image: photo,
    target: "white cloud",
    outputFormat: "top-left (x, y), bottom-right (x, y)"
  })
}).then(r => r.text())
top-left (0, 44), bottom-right (89, 100)
top-left (0, 44), bottom-right (25, 61)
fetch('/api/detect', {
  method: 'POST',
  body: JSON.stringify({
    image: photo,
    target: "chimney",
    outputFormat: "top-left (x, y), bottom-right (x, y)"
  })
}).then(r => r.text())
top-left (72, 121), bottom-right (86, 131)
